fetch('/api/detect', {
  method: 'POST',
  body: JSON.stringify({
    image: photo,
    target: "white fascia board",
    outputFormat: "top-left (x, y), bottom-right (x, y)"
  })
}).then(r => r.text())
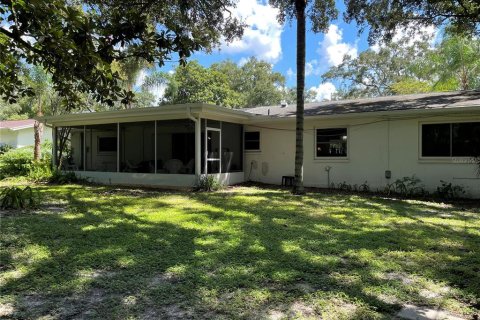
top-left (39, 103), bottom-right (253, 127)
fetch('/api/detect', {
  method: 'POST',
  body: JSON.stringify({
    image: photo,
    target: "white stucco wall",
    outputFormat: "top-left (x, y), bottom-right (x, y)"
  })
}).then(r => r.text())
top-left (245, 113), bottom-right (480, 198)
top-left (0, 126), bottom-right (52, 148)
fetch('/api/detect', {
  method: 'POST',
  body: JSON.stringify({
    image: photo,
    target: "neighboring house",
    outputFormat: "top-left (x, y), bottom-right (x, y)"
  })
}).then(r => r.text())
top-left (0, 119), bottom-right (52, 148)
top-left (41, 90), bottom-right (480, 197)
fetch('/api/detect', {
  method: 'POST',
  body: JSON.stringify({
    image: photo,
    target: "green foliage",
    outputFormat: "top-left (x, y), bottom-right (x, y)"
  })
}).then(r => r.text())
top-left (1, 0), bottom-right (244, 108)
top-left (195, 175), bottom-right (222, 192)
top-left (391, 79), bottom-right (432, 95)
top-left (1, 184), bottom-right (478, 318)
top-left (323, 33), bottom-right (480, 99)
top-left (0, 143), bottom-right (52, 179)
top-left (344, 0), bottom-right (480, 43)
top-left (156, 58), bottom-right (288, 108)
top-left (0, 186), bottom-right (38, 209)
top-left (48, 170), bottom-right (81, 184)
top-left (27, 160), bottom-right (53, 182)
top-left (0, 144), bottom-right (13, 155)
top-left (435, 180), bottom-right (465, 200)
top-left (386, 175), bottom-right (427, 197)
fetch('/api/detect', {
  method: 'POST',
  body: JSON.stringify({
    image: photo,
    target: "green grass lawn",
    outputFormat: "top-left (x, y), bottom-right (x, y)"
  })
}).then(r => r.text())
top-left (0, 182), bottom-right (479, 319)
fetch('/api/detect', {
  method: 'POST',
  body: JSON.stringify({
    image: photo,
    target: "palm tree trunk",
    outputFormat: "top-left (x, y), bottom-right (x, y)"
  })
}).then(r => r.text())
top-left (33, 102), bottom-right (44, 162)
top-left (293, 0), bottom-right (306, 194)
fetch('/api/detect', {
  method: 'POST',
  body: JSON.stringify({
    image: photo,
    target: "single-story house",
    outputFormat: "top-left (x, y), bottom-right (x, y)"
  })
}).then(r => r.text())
top-left (0, 119), bottom-right (52, 148)
top-left (40, 90), bottom-right (480, 197)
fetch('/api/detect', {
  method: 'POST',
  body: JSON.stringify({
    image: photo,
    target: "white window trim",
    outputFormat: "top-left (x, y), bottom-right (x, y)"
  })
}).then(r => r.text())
top-left (244, 131), bottom-right (261, 152)
top-left (314, 126), bottom-right (350, 161)
top-left (418, 119), bottom-right (480, 163)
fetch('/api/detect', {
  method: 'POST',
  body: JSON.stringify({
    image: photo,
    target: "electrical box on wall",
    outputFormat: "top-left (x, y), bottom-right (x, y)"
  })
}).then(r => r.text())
top-left (385, 170), bottom-right (391, 179)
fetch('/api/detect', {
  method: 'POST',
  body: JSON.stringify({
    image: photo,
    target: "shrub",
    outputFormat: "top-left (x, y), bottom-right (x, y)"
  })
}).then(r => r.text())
top-left (0, 144), bottom-right (13, 155)
top-left (0, 142), bottom-right (52, 179)
top-left (392, 175), bottom-right (426, 197)
top-left (435, 180), bottom-right (465, 200)
top-left (0, 186), bottom-right (39, 209)
top-left (195, 175), bottom-right (222, 192)
top-left (337, 181), bottom-right (352, 191)
top-left (48, 170), bottom-right (80, 184)
top-left (27, 160), bottom-right (53, 182)
top-left (359, 181), bottom-right (370, 192)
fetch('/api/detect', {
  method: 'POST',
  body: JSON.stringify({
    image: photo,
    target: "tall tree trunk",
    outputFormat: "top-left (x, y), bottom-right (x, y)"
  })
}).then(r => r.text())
top-left (33, 101), bottom-right (44, 162)
top-left (293, 0), bottom-right (306, 194)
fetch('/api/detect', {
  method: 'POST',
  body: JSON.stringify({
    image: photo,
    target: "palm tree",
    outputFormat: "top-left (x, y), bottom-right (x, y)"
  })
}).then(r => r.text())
top-left (269, 0), bottom-right (337, 194)
top-left (28, 67), bottom-right (51, 162)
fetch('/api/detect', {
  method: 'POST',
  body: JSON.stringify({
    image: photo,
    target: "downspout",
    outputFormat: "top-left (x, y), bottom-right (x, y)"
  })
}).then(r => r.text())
top-left (187, 106), bottom-right (202, 180)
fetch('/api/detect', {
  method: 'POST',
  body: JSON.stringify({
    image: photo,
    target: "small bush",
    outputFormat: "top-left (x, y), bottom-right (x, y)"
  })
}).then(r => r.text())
top-left (392, 175), bottom-right (426, 197)
top-left (0, 144), bottom-right (13, 155)
top-left (195, 175), bottom-right (222, 192)
top-left (435, 180), bottom-right (465, 200)
top-left (0, 186), bottom-right (39, 209)
top-left (337, 181), bottom-right (352, 191)
top-left (48, 170), bottom-right (80, 184)
top-left (27, 160), bottom-right (53, 182)
top-left (0, 142), bottom-right (52, 179)
top-left (359, 181), bottom-right (370, 192)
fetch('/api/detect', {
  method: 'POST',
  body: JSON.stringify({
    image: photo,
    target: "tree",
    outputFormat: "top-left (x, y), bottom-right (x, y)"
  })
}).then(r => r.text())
top-left (344, 0), bottom-right (480, 44)
top-left (158, 61), bottom-right (243, 107)
top-left (269, 0), bottom-right (337, 194)
top-left (425, 34), bottom-right (480, 91)
top-left (322, 32), bottom-right (480, 99)
top-left (0, 0), bottom-right (244, 108)
top-left (322, 35), bottom-right (433, 98)
top-left (216, 57), bottom-right (286, 107)
top-left (154, 58), bottom-right (288, 108)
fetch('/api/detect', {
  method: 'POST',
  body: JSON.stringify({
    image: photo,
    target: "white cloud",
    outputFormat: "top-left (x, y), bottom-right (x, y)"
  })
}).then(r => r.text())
top-left (310, 82), bottom-right (337, 101)
top-left (220, 0), bottom-right (283, 63)
top-left (286, 67), bottom-right (295, 80)
top-left (238, 57), bottom-right (249, 66)
top-left (318, 25), bottom-right (358, 67)
top-left (305, 59), bottom-right (322, 76)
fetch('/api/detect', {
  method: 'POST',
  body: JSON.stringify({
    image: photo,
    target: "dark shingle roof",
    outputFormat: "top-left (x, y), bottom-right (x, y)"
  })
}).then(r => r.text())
top-left (243, 90), bottom-right (480, 117)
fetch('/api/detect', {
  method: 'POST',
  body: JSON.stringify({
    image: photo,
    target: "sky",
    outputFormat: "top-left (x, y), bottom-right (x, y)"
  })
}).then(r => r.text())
top-left (152, 0), bottom-right (371, 101)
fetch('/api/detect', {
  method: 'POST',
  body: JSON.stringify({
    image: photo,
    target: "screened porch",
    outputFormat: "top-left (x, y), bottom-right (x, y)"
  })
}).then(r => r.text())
top-left (54, 118), bottom-right (244, 186)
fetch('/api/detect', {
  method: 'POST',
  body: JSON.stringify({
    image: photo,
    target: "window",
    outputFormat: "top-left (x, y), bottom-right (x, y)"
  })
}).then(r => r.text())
top-left (421, 122), bottom-right (480, 157)
top-left (316, 128), bottom-right (347, 157)
top-left (245, 131), bottom-right (260, 151)
top-left (98, 137), bottom-right (117, 152)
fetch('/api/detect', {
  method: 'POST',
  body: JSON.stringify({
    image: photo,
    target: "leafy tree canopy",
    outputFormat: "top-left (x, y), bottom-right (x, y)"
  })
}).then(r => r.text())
top-left (150, 57), bottom-right (291, 108)
top-left (0, 0), bottom-right (244, 109)
top-left (344, 0), bottom-right (480, 43)
top-left (323, 32), bottom-right (480, 99)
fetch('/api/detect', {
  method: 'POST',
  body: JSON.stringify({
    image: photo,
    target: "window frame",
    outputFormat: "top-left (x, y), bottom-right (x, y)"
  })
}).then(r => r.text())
top-left (314, 126), bottom-right (349, 161)
top-left (418, 119), bottom-right (480, 162)
top-left (244, 130), bottom-right (261, 152)
top-left (96, 136), bottom-right (118, 154)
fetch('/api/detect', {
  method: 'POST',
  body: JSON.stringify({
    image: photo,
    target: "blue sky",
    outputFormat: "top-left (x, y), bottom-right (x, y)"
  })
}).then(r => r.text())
top-left (156, 0), bottom-right (373, 100)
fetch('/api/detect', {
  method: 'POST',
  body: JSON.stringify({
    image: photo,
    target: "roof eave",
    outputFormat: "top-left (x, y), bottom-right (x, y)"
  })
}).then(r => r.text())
top-left (246, 104), bottom-right (480, 123)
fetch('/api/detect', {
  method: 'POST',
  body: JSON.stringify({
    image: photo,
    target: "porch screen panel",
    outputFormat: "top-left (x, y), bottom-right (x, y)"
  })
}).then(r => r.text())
top-left (55, 126), bottom-right (84, 170)
top-left (85, 124), bottom-right (118, 172)
top-left (221, 122), bottom-right (243, 172)
top-left (119, 121), bottom-right (155, 173)
top-left (156, 119), bottom-right (195, 174)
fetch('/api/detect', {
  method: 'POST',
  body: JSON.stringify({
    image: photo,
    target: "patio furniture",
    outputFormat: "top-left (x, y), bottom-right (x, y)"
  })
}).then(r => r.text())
top-left (282, 175), bottom-right (295, 186)
top-left (164, 159), bottom-right (183, 174)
